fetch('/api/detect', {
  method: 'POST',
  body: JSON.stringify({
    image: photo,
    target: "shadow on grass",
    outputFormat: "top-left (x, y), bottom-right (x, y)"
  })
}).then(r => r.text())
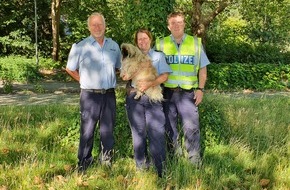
top-left (199, 96), bottom-right (231, 157)
top-left (1, 92), bottom-right (287, 189)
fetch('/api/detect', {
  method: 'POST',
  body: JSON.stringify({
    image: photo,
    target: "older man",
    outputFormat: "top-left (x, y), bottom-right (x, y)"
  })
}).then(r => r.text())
top-left (66, 12), bottom-right (121, 172)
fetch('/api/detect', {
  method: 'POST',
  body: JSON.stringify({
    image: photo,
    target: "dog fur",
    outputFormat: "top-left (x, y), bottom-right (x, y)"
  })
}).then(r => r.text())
top-left (120, 43), bottom-right (163, 102)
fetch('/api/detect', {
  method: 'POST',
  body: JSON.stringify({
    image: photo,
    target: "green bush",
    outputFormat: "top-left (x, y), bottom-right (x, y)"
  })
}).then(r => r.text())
top-left (207, 63), bottom-right (290, 91)
top-left (0, 56), bottom-right (42, 83)
top-left (0, 56), bottom-right (289, 92)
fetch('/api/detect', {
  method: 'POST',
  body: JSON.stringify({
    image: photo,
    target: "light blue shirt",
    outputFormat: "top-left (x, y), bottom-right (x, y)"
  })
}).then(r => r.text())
top-left (66, 35), bottom-right (121, 89)
top-left (130, 49), bottom-right (172, 88)
top-left (148, 49), bottom-right (172, 75)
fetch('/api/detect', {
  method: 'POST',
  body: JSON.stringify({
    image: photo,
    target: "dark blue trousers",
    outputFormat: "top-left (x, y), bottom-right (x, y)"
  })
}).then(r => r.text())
top-left (163, 88), bottom-right (201, 159)
top-left (125, 93), bottom-right (166, 177)
top-left (78, 90), bottom-right (116, 168)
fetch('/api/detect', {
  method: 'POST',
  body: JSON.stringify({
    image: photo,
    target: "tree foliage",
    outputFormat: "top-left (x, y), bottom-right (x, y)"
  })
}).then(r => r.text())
top-left (0, 0), bottom-right (51, 57)
top-left (0, 0), bottom-right (289, 64)
top-left (206, 0), bottom-right (290, 63)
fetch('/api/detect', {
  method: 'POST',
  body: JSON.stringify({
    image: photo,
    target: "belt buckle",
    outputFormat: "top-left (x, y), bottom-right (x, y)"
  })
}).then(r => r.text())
top-left (100, 89), bottom-right (106, 94)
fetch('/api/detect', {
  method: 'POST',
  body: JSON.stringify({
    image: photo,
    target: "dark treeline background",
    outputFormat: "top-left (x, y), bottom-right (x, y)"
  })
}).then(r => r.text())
top-left (0, 0), bottom-right (289, 66)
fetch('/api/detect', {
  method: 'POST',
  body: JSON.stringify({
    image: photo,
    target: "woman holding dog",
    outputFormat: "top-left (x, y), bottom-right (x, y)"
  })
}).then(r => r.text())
top-left (123, 28), bottom-right (171, 177)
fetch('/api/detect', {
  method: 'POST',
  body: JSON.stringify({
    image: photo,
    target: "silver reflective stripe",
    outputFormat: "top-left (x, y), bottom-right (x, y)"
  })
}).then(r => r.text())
top-left (193, 36), bottom-right (200, 74)
top-left (166, 79), bottom-right (179, 84)
top-left (166, 79), bottom-right (198, 85)
top-left (171, 71), bottom-right (197, 76)
top-left (180, 80), bottom-right (198, 85)
top-left (194, 36), bottom-right (199, 65)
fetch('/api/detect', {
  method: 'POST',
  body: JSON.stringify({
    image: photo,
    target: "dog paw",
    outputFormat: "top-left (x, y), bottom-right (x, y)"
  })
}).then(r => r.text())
top-left (134, 95), bottom-right (141, 100)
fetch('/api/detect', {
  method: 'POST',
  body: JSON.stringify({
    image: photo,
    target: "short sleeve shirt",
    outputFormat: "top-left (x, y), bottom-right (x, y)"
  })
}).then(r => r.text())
top-left (66, 36), bottom-right (121, 89)
top-left (200, 45), bottom-right (210, 68)
top-left (148, 49), bottom-right (172, 75)
top-left (168, 34), bottom-right (210, 68)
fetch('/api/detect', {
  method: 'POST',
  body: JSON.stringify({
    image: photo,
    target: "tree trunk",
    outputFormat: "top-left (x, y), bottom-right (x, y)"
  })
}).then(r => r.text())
top-left (51, 0), bottom-right (61, 61)
top-left (191, 0), bottom-right (230, 45)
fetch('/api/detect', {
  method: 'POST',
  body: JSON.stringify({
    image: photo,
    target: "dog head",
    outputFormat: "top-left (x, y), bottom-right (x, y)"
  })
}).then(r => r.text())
top-left (120, 43), bottom-right (153, 80)
top-left (121, 43), bottom-right (142, 60)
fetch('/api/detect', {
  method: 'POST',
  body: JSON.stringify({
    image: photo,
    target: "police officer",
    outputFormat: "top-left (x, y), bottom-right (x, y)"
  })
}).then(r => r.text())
top-left (155, 12), bottom-right (210, 166)
top-left (122, 28), bottom-right (172, 177)
top-left (66, 12), bottom-right (121, 172)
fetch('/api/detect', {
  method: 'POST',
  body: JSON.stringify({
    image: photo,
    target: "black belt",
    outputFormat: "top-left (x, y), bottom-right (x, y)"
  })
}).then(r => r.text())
top-left (165, 87), bottom-right (193, 92)
top-left (82, 88), bottom-right (115, 94)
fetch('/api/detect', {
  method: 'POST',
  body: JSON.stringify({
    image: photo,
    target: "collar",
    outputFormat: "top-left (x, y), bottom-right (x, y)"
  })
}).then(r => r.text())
top-left (148, 48), bottom-right (154, 56)
top-left (88, 35), bottom-right (107, 45)
top-left (170, 34), bottom-right (187, 44)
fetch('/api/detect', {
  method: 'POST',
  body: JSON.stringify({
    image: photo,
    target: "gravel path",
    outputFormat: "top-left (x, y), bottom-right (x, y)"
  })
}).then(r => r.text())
top-left (0, 82), bottom-right (80, 106)
top-left (0, 81), bottom-right (127, 106)
top-left (0, 81), bottom-right (289, 106)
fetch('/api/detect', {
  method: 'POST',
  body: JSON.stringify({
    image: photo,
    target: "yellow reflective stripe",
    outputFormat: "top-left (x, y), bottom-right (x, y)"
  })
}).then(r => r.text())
top-left (180, 64), bottom-right (194, 72)
top-left (180, 83), bottom-right (198, 89)
top-left (171, 64), bottom-right (195, 72)
top-left (179, 76), bottom-right (198, 81)
top-left (170, 64), bottom-right (197, 76)
top-left (165, 76), bottom-right (198, 85)
top-left (164, 83), bottom-right (178, 88)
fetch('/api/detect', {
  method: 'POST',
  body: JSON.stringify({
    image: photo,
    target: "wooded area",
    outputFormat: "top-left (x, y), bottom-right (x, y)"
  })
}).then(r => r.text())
top-left (0, 0), bottom-right (289, 64)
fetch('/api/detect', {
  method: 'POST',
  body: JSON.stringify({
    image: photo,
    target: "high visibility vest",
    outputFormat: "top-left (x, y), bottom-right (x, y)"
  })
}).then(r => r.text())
top-left (156, 35), bottom-right (201, 89)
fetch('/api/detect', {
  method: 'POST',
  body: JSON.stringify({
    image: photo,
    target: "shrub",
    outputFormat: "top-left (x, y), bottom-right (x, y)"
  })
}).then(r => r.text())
top-left (207, 63), bottom-right (289, 91)
top-left (0, 56), bottom-right (42, 84)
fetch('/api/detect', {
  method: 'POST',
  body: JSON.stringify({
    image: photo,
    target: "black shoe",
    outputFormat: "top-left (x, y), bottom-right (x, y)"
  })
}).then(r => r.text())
top-left (78, 157), bottom-right (94, 173)
top-left (77, 165), bottom-right (86, 174)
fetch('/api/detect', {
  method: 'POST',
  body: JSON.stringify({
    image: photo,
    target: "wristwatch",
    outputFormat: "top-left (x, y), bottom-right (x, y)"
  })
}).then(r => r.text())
top-left (196, 87), bottom-right (205, 92)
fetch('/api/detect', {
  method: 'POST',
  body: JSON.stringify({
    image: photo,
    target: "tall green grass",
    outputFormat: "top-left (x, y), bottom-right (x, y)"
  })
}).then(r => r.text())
top-left (0, 90), bottom-right (289, 189)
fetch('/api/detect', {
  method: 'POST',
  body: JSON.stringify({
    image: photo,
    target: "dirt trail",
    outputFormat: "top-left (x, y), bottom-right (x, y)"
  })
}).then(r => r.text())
top-left (0, 81), bottom-right (289, 106)
top-left (0, 81), bottom-right (80, 106)
top-left (0, 81), bottom-right (127, 106)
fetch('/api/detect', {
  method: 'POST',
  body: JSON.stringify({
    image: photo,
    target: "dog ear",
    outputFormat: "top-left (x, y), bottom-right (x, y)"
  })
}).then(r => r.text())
top-left (121, 47), bottom-right (129, 59)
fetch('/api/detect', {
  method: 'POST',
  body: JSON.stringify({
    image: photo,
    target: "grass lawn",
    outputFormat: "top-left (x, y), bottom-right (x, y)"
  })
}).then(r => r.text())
top-left (0, 89), bottom-right (289, 190)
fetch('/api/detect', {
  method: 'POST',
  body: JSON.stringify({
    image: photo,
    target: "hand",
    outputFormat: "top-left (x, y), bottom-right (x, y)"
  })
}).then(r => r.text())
top-left (194, 90), bottom-right (204, 106)
top-left (138, 80), bottom-right (152, 92)
top-left (121, 74), bottom-right (130, 81)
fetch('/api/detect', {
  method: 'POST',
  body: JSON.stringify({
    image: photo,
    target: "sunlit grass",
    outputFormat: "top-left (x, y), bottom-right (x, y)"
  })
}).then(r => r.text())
top-left (0, 91), bottom-right (289, 189)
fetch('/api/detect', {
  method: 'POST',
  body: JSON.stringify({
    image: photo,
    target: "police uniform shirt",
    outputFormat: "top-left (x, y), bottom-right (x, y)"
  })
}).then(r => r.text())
top-left (169, 34), bottom-right (210, 68)
top-left (148, 49), bottom-right (172, 75)
top-left (66, 35), bottom-right (121, 90)
top-left (130, 49), bottom-right (172, 88)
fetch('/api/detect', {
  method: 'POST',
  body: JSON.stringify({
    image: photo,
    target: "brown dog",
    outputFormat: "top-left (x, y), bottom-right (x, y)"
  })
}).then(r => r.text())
top-left (120, 43), bottom-right (163, 102)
